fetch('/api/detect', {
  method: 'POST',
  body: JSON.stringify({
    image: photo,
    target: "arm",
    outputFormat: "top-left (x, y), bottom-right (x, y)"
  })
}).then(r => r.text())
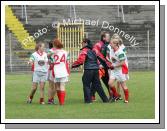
top-left (93, 43), bottom-right (112, 69)
top-left (72, 49), bottom-right (87, 68)
top-left (47, 49), bottom-right (54, 59)
top-left (92, 43), bottom-right (105, 60)
top-left (28, 54), bottom-right (34, 66)
top-left (113, 53), bottom-right (126, 68)
top-left (114, 60), bottom-right (125, 68)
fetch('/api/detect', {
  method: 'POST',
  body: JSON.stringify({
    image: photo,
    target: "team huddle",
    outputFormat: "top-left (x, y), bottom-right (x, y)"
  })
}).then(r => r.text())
top-left (27, 31), bottom-right (129, 105)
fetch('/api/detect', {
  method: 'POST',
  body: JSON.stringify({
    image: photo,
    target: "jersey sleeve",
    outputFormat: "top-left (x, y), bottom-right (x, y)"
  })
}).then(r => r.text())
top-left (48, 49), bottom-right (55, 63)
top-left (93, 43), bottom-right (105, 59)
top-left (47, 48), bottom-right (55, 57)
top-left (106, 46), bottom-right (111, 62)
top-left (29, 54), bottom-right (35, 61)
top-left (123, 47), bottom-right (127, 54)
top-left (44, 53), bottom-right (48, 62)
top-left (93, 43), bottom-right (112, 68)
top-left (67, 53), bottom-right (70, 61)
top-left (72, 49), bottom-right (87, 68)
top-left (118, 51), bottom-right (126, 61)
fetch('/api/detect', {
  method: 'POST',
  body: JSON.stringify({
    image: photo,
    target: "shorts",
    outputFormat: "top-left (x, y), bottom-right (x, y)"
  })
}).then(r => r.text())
top-left (108, 69), bottom-right (129, 82)
top-left (54, 76), bottom-right (69, 83)
top-left (47, 70), bottom-right (54, 82)
top-left (32, 71), bottom-right (47, 83)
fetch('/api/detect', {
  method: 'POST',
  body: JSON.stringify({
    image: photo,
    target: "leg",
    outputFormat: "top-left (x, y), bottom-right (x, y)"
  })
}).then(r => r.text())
top-left (108, 71), bottom-right (119, 99)
top-left (39, 82), bottom-right (45, 104)
top-left (27, 71), bottom-right (38, 103)
top-left (27, 82), bottom-right (38, 103)
top-left (90, 68), bottom-right (105, 100)
top-left (101, 69), bottom-right (113, 97)
top-left (116, 81), bottom-right (122, 100)
top-left (82, 70), bottom-right (93, 103)
top-left (55, 82), bottom-right (60, 102)
top-left (108, 78), bottom-right (119, 101)
top-left (48, 80), bottom-right (55, 104)
top-left (120, 81), bottom-right (129, 103)
top-left (92, 70), bottom-right (108, 103)
top-left (59, 82), bottom-right (66, 105)
top-left (90, 83), bottom-right (96, 101)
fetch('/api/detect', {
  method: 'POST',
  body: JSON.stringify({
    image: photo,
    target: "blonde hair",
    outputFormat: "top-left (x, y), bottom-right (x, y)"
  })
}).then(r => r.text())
top-left (112, 33), bottom-right (120, 39)
top-left (111, 38), bottom-right (120, 47)
top-left (112, 33), bottom-right (123, 45)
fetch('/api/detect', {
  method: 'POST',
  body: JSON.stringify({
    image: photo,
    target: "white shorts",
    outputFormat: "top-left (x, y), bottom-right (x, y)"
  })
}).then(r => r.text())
top-left (108, 69), bottom-right (129, 82)
top-left (54, 76), bottom-right (69, 83)
top-left (32, 71), bottom-right (47, 83)
top-left (47, 70), bottom-right (54, 82)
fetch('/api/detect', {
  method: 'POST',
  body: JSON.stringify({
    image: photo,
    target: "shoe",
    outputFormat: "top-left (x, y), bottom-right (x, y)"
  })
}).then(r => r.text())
top-left (85, 102), bottom-right (92, 104)
top-left (51, 98), bottom-right (57, 104)
top-left (85, 101), bottom-right (92, 104)
top-left (91, 96), bottom-right (96, 102)
top-left (48, 99), bottom-right (56, 104)
top-left (111, 96), bottom-right (119, 102)
top-left (124, 100), bottom-right (129, 103)
top-left (27, 98), bottom-right (32, 104)
top-left (48, 101), bottom-right (53, 104)
top-left (118, 97), bottom-right (123, 100)
top-left (40, 102), bottom-right (45, 105)
top-left (48, 99), bottom-right (53, 104)
top-left (117, 94), bottom-right (122, 100)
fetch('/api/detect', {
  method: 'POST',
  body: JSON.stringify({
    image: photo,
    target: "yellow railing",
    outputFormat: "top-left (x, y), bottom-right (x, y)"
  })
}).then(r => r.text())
top-left (57, 22), bottom-right (84, 71)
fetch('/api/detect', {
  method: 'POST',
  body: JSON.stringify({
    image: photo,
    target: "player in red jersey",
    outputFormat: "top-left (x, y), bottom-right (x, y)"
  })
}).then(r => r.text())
top-left (91, 32), bottom-right (119, 101)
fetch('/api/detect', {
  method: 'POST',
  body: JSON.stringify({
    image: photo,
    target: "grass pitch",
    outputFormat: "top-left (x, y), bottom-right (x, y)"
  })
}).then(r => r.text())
top-left (5, 71), bottom-right (155, 119)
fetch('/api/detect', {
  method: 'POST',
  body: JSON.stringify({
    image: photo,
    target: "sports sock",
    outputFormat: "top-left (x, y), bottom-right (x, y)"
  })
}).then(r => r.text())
top-left (40, 98), bottom-right (44, 103)
top-left (59, 91), bottom-right (66, 105)
top-left (124, 89), bottom-right (129, 101)
top-left (111, 86), bottom-right (119, 97)
top-left (29, 95), bottom-right (33, 99)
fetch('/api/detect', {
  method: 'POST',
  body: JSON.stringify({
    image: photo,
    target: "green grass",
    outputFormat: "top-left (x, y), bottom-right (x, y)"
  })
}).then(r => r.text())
top-left (5, 71), bottom-right (155, 119)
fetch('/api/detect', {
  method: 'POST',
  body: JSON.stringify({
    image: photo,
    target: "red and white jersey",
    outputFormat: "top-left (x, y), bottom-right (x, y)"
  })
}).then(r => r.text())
top-left (119, 44), bottom-right (128, 68)
top-left (119, 44), bottom-right (126, 53)
top-left (51, 49), bottom-right (70, 78)
top-left (107, 45), bottom-right (128, 74)
top-left (30, 51), bottom-right (49, 72)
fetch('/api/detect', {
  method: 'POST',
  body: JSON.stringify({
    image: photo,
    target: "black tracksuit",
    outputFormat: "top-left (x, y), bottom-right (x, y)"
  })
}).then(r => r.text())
top-left (72, 45), bottom-right (108, 103)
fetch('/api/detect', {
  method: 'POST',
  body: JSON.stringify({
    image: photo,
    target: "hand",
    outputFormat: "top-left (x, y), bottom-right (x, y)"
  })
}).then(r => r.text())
top-left (71, 64), bottom-right (80, 68)
top-left (27, 61), bottom-right (31, 65)
top-left (109, 65), bottom-right (114, 70)
top-left (99, 64), bottom-right (103, 69)
top-left (27, 61), bottom-right (33, 66)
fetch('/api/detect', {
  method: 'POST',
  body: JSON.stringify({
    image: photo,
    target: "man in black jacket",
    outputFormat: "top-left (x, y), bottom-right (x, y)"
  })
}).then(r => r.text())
top-left (72, 39), bottom-right (109, 103)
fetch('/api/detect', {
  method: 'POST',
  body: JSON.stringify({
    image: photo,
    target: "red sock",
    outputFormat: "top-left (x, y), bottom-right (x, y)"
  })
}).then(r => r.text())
top-left (30, 96), bottom-right (33, 99)
top-left (111, 86), bottom-right (119, 97)
top-left (124, 89), bottom-right (129, 101)
top-left (59, 91), bottom-right (66, 105)
top-left (48, 97), bottom-right (54, 102)
top-left (40, 98), bottom-right (44, 103)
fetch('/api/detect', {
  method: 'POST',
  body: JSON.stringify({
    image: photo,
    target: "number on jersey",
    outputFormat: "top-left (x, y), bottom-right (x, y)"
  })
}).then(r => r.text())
top-left (54, 54), bottom-right (66, 64)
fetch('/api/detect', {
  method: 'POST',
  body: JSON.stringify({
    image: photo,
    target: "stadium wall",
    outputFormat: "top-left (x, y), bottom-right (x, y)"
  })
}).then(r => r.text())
top-left (5, 5), bottom-right (155, 72)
